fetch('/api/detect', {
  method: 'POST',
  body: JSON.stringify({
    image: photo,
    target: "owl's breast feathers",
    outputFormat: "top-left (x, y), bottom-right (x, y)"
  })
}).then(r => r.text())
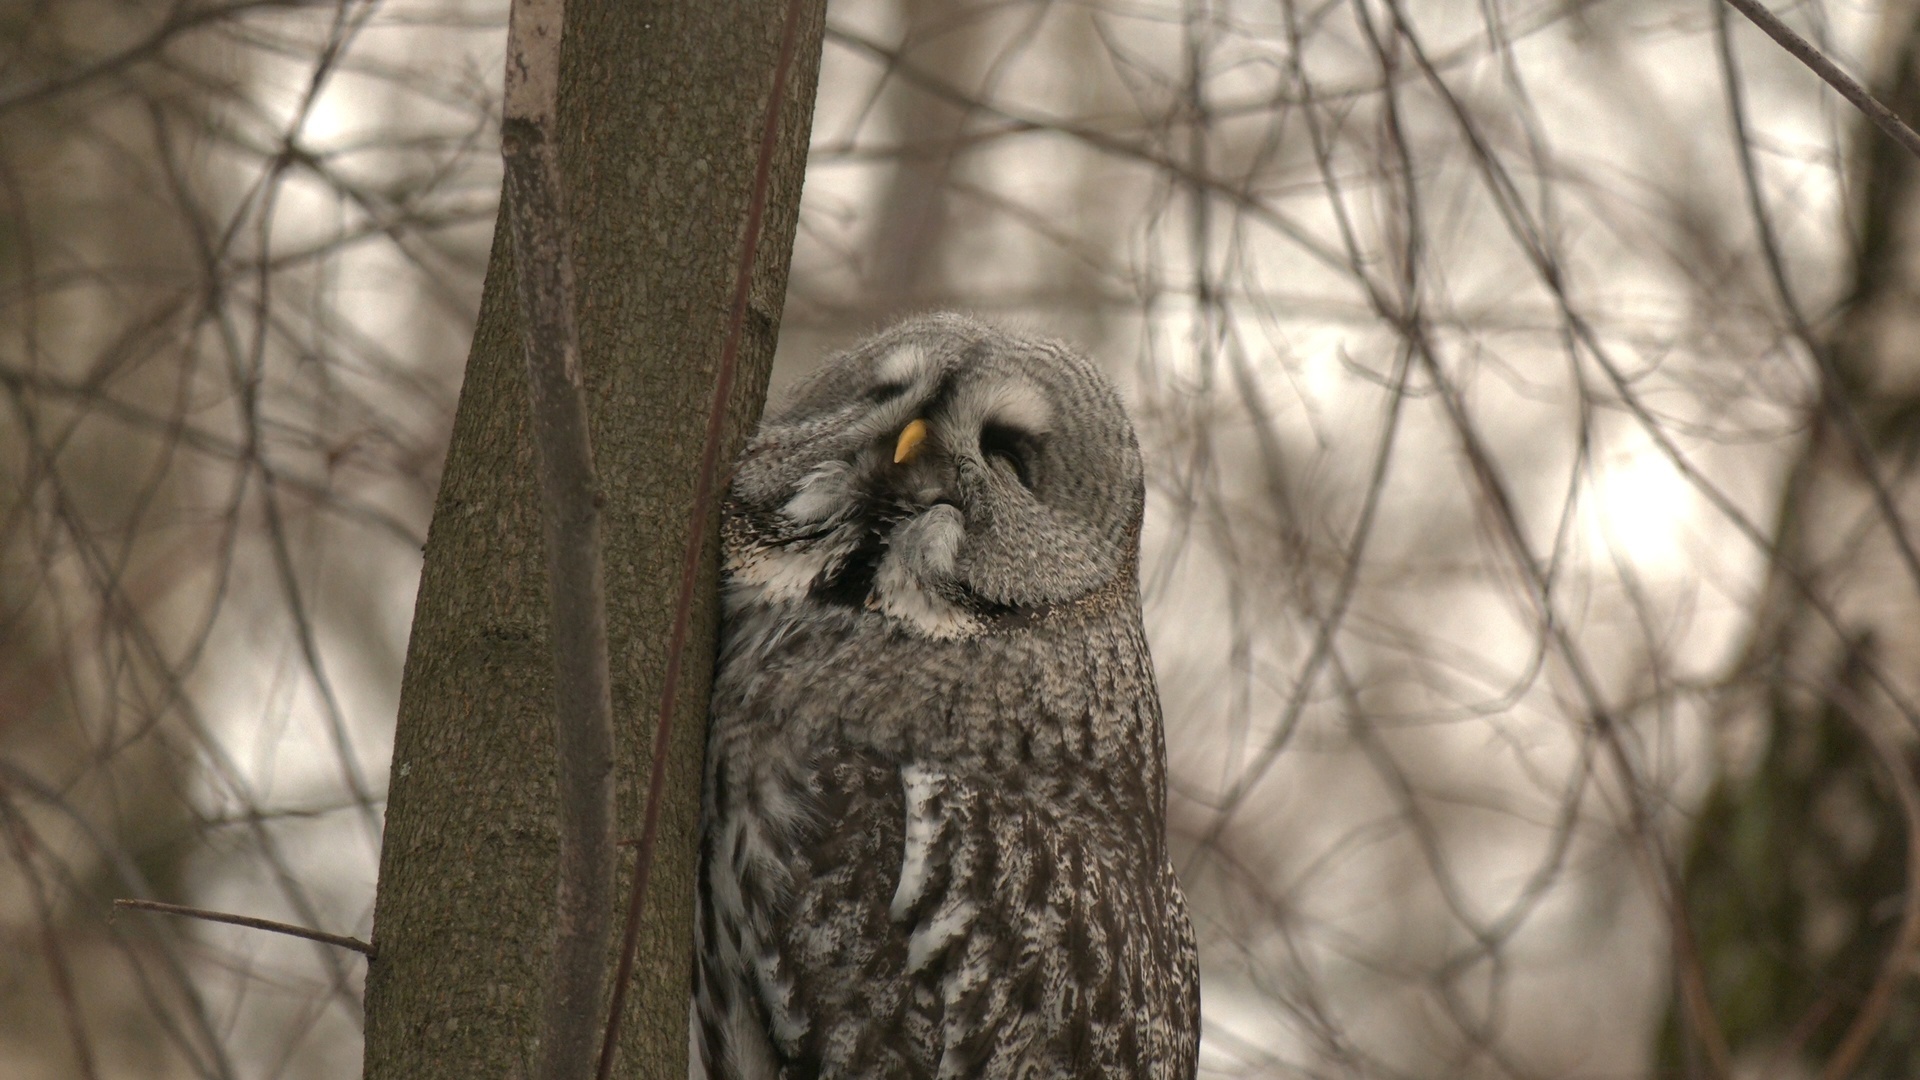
top-left (699, 537), bottom-right (1197, 1079)
top-left (697, 741), bottom-right (1199, 1080)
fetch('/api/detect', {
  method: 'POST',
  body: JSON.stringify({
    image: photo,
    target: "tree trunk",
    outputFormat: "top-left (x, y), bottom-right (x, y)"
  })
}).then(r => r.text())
top-left (1664, 2), bottom-right (1920, 1075)
top-left (362, 5), bottom-right (826, 1078)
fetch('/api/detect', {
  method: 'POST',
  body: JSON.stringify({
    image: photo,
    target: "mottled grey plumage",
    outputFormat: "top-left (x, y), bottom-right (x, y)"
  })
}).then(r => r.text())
top-left (696, 314), bottom-right (1198, 1080)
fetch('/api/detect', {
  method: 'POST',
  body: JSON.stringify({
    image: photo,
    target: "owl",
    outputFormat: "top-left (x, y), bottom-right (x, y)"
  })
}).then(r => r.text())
top-left (695, 314), bottom-right (1199, 1080)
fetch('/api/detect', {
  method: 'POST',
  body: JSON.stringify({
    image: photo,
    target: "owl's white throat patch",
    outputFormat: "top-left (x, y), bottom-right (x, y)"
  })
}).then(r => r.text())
top-left (872, 506), bottom-right (980, 640)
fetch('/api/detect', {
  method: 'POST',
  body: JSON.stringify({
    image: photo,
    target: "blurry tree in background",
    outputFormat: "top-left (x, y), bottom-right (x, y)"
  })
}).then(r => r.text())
top-left (1664, 2), bottom-right (1920, 1076)
top-left (3, 1), bottom-right (1919, 1078)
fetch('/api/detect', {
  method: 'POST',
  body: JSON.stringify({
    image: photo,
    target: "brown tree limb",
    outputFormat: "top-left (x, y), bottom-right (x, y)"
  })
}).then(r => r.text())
top-left (501, 1), bottom-right (618, 1079)
top-left (111, 898), bottom-right (375, 957)
top-left (1722, 0), bottom-right (1920, 162)
top-left (593, 1), bottom-right (812, 1076)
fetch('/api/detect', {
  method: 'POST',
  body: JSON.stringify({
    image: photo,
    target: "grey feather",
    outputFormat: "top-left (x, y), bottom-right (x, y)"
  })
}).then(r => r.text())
top-left (696, 314), bottom-right (1199, 1080)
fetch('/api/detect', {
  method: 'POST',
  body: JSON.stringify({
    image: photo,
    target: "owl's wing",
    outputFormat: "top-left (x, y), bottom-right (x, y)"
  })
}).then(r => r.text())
top-left (762, 751), bottom-right (1199, 1080)
top-left (746, 749), bottom-right (929, 1078)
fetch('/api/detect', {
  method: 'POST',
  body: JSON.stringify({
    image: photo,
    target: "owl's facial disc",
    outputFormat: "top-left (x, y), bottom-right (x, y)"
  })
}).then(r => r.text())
top-left (723, 315), bottom-right (1144, 638)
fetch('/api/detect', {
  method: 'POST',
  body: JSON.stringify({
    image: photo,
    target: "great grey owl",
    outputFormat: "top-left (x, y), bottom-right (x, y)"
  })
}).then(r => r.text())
top-left (695, 314), bottom-right (1199, 1080)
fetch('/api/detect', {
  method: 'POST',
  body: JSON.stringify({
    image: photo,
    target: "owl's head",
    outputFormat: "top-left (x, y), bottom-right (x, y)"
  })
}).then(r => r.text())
top-left (724, 314), bottom-right (1144, 639)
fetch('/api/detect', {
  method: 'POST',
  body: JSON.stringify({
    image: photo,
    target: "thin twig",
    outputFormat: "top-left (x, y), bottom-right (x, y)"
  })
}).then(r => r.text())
top-left (1722, 0), bottom-right (1920, 162)
top-left (594, 1), bottom-right (811, 1076)
top-left (0, 0), bottom-right (297, 115)
top-left (1348, 4), bottom-right (1744, 1073)
top-left (6, 802), bottom-right (101, 1080)
top-left (112, 898), bottom-right (375, 957)
top-left (500, 1), bottom-right (620, 1079)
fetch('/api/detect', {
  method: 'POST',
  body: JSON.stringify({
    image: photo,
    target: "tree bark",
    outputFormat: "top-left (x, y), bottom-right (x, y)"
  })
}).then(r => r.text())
top-left (362, 5), bottom-right (826, 1078)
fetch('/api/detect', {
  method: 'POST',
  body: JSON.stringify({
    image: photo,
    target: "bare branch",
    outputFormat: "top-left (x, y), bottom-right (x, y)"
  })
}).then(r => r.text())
top-left (112, 898), bottom-right (375, 957)
top-left (1722, 0), bottom-right (1920, 161)
top-left (0, 0), bottom-right (301, 115)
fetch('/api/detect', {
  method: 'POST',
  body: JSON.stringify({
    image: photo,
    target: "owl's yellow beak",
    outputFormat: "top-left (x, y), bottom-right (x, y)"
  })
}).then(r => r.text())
top-left (893, 418), bottom-right (930, 465)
